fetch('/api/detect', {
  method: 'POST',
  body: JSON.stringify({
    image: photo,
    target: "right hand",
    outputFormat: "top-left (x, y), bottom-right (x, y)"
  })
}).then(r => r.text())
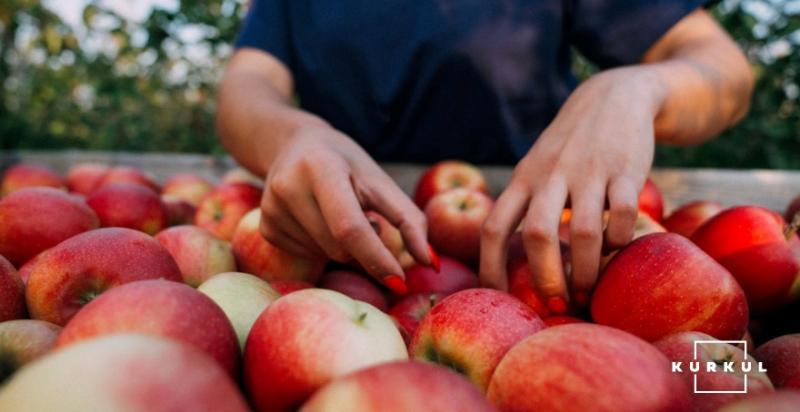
top-left (259, 124), bottom-right (432, 292)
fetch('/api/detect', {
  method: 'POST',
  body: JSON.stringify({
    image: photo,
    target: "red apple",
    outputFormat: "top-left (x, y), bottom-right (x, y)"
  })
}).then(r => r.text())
top-left (155, 225), bottom-right (236, 287)
top-left (692, 206), bottom-right (800, 312)
top-left (0, 187), bottom-right (99, 266)
top-left (717, 391), bottom-right (800, 412)
top-left (93, 165), bottom-right (160, 193)
top-left (591, 233), bottom-right (748, 342)
top-left (0, 319), bottom-right (61, 383)
top-left (655, 331), bottom-right (773, 411)
top-left (0, 256), bottom-right (24, 321)
top-left (425, 188), bottom-right (493, 264)
top-left (414, 160), bottom-right (489, 209)
top-left (194, 183), bottom-right (261, 240)
top-left (232, 208), bottom-right (325, 283)
top-left (638, 177), bottom-right (664, 222)
top-left (1, 163), bottom-right (65, 196)
top-left (410, 288), bottom-right (546, 392)
top-left (221, 167), bottom-right (263, 187)
top-left (487, 323), bottom-right (690, 412)
top-left (162, 173), bottom-right (213, 206)
top-left (161, 194), bottom-right (197, 226)
top-left (244, 288), bottom-right (408, 411)
top-left (271, 279), bottom-right (314, 295)
top-left (25, 227), bottom-right (181, 325)
top-left (389, 293), bottom-right (442, 345)
top-left (55, 279), bottom-right (239, 376)
top-left (543, 315), bottom-right (586, 327)
top-left (366, 211), bottom-right (415, 269)
top-left (87, 183), bottom-right (168, 235)
top-left (404, 255), bottom-right (477, 297)
top-left (65, 163), bottom-right (109, 196)
top-left (663, 200), bottom-right (723, 238)
top-left (319, 270), bottom-right (389, 312)
top-left (0, 334), bottom-right (249, 411)
top-left (754, 334), bottom-right (800, 389)
top-left (301, 361), bottom-right (495, 412)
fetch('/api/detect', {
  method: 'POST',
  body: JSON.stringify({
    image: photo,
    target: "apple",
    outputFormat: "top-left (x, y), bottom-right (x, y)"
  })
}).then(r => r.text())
top-left (425, 188), bottom-right (493, 265)
top-left (162, 194), bottom-right (197, 226)
top-left (404, 255), bottom-right (477, 297)
top-left (691, 206), bottom-right (800, 312)
top-left (244, 288), bottom-right (408, 411)
top-left (389, 293), bottom-right (442, 345)
top-left (0, 256), bottom-right (24, 321)
top-left (301, 361), bottom-right (495, 412)
top-left (786, 194), bottom-right (800, 224)
top-left (655, 331), bottom-right (773, 411)
top-left (232, 208), bottom-right (325, 283)
top-left (0, 187), bottom-right (99, 267)
top-left (487, 323), bottom-right (690, 412)
top-left (410, 288), bottom-right (546, 392)
top-left (754, 334), bottom-right (800, 389)
top-left (543, 315), bottom-right (586, 327)
top-left (366, 211), bottom-right (415, 269)
top-left (194, 183), bottom-right (261, 240)
top-left (87, 183), bottom-right (168, 235)
top-left (221, 167), bottom-right (263, 187)
top-left (155, 225), bottom-right (236, 287)
top-left (198, 272), bottom-right (281, 351)
top-left (663, 200), bottom-right (723, 238)
top-left (717, 391), bottom-right (800, 412)
top-left (55, 279), bottom-right (239, 376)
top-left (93, 165), bottom-right (160, 193)
top-left (413, 160), bottom-right (489, 209)
top-left (162, 173), bottom-right (213, 206)
top-left (65, 163), bottom-right (109, 196)
top-left (638, 177), bottom-right (664, 222)
top-left (25, 227), bottom-right (181, 325)
top-left (0, 334), bottom-right (249, 411)
top-left (506, 238), bottom-right (571, 318)
top-left (1, 163), bottom-right (65, 196)
top-left (0, 319), bottom-right (61, 383)
top-left (591, 233), bottom-right (749, 342)
top-left (319, 270), bottom-right (389, 312)
top-left (271, 279), bottom-right (314, 295)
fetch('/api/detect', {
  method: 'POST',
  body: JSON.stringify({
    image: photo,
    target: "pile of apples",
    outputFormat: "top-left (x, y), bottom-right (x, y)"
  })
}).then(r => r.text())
top-left (0, 160), bottom-right (799, 412)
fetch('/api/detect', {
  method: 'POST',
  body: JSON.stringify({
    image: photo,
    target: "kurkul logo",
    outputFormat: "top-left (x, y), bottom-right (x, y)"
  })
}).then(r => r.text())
top-left (670, 340), bottom-right (767, 394)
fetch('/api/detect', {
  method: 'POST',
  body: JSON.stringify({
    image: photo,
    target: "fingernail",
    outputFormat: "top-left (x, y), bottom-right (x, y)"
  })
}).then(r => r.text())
top-left (574, 291), bottom-right (589, 306)
top-left (384, 275), bottom-right (408, 295)
top-left (428, 245), bottom-right (441, 273)
top-left (547, 296), bottom-right (568, 314)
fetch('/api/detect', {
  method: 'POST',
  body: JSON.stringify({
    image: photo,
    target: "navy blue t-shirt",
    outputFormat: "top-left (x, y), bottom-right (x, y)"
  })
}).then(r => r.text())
top-left (236, 0), bottom-right (707, 165)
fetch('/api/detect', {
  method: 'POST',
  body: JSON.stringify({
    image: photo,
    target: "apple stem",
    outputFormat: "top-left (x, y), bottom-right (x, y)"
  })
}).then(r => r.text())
top-left (785, 211), bottom-right (800, 241)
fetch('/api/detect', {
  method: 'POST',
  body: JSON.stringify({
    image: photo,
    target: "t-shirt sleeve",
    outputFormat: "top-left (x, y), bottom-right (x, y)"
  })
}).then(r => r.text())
top-left (567, 0), bottom-right (713, 68)
top-left (234, 0), bottom-right (292, 66)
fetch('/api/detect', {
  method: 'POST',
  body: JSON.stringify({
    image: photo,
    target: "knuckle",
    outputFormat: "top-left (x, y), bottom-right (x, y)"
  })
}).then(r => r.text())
top-left (332, 221), bottom-right (366, 244)
top-left (521, 222), bottom-right (553, 244)
top-left (612, 201), bottom-right (639, 221)
top-left (481, 218), bottom-right (504, 240)
top-left (571, 224), bottom-right (600, 243)
top-left (268, 176), bottom-right (294, 199)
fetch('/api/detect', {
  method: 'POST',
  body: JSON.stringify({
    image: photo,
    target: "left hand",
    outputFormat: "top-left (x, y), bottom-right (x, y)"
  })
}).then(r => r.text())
top-left (479, 67), bottom-right (664, 311)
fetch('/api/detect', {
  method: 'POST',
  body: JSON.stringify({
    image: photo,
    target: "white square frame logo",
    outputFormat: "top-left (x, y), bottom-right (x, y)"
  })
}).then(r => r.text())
top-left (692, 340), bottom-right (748, 394)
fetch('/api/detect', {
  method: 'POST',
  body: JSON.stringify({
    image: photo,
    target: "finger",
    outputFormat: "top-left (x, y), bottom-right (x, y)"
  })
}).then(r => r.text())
top-left (568, 181), bottom-right (605, 301)
top-left (604, 176), bottom-right (640, 250)
top-left (259, 219), bottom-right (319, 259)
top-left (479, 182), bottom-right (530, 291)
top-left (262, 189), bottom-right (327, 258)
top-left (521, 178), bottom-right (569, 313)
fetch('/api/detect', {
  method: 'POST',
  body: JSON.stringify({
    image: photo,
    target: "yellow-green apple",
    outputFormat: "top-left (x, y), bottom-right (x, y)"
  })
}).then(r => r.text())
top-left (663, 200), bottom-right (723, 238)
top-left (0, 256), bottom-right (24, 321)
top-left (87, 183), bottom-right (168, 235)
top-left (155, 225), bottom-right (236, 287)
top-left (366, 211), bottom-right (415, 269)
top-left (25, 227), bottom-right (181, 325)
top-left (404, 256), bottom-right (477, 297)
top-left (389, 293), bottom-right (441, 345)
top-left (638, 177), bottom-right (664, 222)
top-left (655, 331), bottom-right (773, 411)
top-left (162, 173), bottom-right (213, 206)
top-left (543, 315), bottom-right (586, 327)
top-left (0, 319), bottom-right (61, 383)
top-left (94, 165), bottom-right (160, 193)
top-left (198, 271), bottom-right (281, 350)
top-left (319, 270), bottom-right (389, 312)
top-left (591, 233), bottom-right (748, 342)
top-left (718, 391), bottom-right (800, 412)
top-left (194, 183), bottom-right (261, 240)
top-left (162, 194), bottom-right (197, 225)
top-left (0, 334), bottom-right (249, 412)
top-left (754, 334), bottom-right (800, 389)
top-left (221, 167), bottom-right (263, 187)
top-left (0, 187), bottom-right (99, 266)
top-left (55, 279), bottom-right (239, 376)
top-left (692, 206), bottom-right (800, 312)
top-left (65, 162), bottom-right (109, 196)
top-left (244, 289), bottom-right (407, 411)
top-left (425, 188), bottom-right (493, 265)
top-left (1, 163), bottom-right (65, 196)
top-left (410, 288), bottom-right (546, 392)
top-left (232, 208), bottom-right (325, 283)
top-left (413, 160), bottom-right (489, 209)
top-left (271, 279), bottom-right (314, 295)
top-left (487, 324), bottom-right (690, 412)
top-left (300, 361), bottom-right (496, 412)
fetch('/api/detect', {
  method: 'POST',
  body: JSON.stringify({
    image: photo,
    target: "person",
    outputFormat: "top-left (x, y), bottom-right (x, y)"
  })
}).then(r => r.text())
top-left (217, 0), bottom-right (753, 313)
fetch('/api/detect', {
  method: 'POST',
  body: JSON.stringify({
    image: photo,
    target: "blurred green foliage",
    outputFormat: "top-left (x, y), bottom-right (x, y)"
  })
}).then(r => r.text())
top-left (1, 0), bottom-right (799, 168)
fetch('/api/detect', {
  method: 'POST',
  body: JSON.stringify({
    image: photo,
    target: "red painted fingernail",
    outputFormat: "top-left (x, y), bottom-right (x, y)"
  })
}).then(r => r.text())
top-left (547, 296), bottom-right (568, 314)
top-left (428, 245), bottom-right (441, 273)
top-left (384, 275), bottom-right (408, 295)
top-left (574, 291), bottom-right (589, 306)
